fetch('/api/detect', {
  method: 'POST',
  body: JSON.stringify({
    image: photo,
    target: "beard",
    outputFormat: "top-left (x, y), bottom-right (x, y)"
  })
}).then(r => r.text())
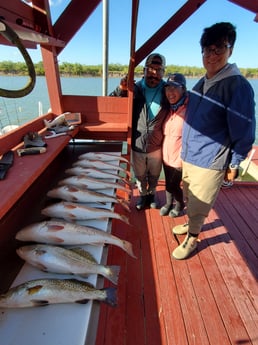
top-left (146, 76), bottom-right (160, 87)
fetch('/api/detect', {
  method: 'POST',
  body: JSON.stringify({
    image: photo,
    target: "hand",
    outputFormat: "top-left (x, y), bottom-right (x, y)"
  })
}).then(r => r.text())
top-left (224, 167), bottom-right (239, 181)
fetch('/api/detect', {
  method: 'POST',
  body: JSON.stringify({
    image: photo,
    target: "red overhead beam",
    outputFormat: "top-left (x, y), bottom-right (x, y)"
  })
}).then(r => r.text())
top-left (53, 0), bottom-right (102, 55)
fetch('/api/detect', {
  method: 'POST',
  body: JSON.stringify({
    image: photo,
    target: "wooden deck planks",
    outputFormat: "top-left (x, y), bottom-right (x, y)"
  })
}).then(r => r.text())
top-left (96, 181), bottom-right (258, 345)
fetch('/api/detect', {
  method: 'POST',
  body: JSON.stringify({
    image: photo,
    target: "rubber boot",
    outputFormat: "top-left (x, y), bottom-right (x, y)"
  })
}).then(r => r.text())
top-left (136, 195), bottom-right (147, 211)
top-left (169, 201), bottom-right (185, 218)
top-left (160, 191), bottom-right (173, 216)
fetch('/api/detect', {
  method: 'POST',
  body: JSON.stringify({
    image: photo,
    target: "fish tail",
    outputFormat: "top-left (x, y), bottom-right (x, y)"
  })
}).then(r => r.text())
top-left (119, 214), bottom-right (130, 225)
top-left (103, 287), bottom-right (117, 307)
top-left (122, 240), bottom-right (137, 258)
top-left (104, 265), bottom-right (120, 285)
top-left (118, 199), bottom-right (131, 212)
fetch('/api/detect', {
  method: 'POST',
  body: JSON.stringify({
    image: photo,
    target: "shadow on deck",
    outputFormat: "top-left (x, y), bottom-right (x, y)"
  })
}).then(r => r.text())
top-left (96, 181), bottom-right (258, 345)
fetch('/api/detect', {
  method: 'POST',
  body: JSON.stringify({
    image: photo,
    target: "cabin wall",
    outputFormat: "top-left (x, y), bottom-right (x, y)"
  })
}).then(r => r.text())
top-left (62, 95), bottom-right (130, 142)
top-left (62, 95), bottom-right (129, 123)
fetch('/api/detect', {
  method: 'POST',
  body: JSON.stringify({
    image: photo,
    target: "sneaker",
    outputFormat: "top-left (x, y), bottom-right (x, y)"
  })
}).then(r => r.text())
top-left (136, 196), bottom-right (147, 210)
top-left (172, 233), bottom-right (198, 260)
top-left (148, 194), bottom-right (157, 209)
top-left (221, 180), bottom-right (233, 189)
top-left (160, 205), bottom-right (172, 216)
top-left (172, 223), bottom-right (189, 235)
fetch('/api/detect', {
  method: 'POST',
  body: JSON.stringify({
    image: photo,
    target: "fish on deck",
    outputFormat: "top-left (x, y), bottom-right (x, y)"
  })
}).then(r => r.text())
top-left (78, 152), bottom-right (131, 165)
top-left (15, 220), bottom-right (136, 258)
top-left (16, 244), bottom-right (120, 284)
top-left (41, 201), bottom-right (130, 225)
top-left (0, 278), bottom-right (117, 308)
top-left (58, 175), bottom-right (131, 195)
top-left (73, 159), bottom-right (130, 178)
top-left (47, 185), bottom-right (130, 212)
top-left (65, 166), bottom-right (131, 186)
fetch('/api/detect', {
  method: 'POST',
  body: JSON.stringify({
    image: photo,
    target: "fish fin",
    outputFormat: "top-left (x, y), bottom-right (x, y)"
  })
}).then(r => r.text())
top-left (104, 265), bottom-right (120, 285)
top-left (64, 203), bottom-right (77, 210)
top-left (75, 299), bottom-right (89, 304)
top-left (27, 285), bottom-right (43, 295)
top-left (102, 287), bottom-right (117, 307)
top-left (31, 300), bottom-right (49, 306)
top-left (70, 248), bottom-right (97, 263)
top-left (47, 224), bottom-right (65, 232)
top-left (48, 236), bottom-right (64, 243)
top-left (66, 185), bottom-right (79, 192)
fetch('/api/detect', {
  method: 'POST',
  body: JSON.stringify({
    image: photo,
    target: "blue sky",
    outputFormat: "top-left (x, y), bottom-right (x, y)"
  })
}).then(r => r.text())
top-left (1, 0), bottom-right (257, 68)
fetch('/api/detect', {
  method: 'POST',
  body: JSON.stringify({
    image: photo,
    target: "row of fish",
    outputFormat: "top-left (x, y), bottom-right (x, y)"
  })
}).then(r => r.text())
top-left (0, 152), bottom-right (134, 309)
top-left (42, 151), bottom-right (132, 224)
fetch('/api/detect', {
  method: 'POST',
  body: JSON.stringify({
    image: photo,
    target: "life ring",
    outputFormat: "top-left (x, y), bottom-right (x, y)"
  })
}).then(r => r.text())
top-left (0, 19), bottom-right (36, 98)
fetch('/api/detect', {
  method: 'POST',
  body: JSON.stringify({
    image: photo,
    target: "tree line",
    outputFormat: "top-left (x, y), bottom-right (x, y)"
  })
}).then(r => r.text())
top-left (0, 60), bottom-right (257, 79)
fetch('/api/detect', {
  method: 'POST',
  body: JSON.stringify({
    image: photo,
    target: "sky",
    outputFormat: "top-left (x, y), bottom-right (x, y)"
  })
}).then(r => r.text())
top-left (0, 0), bottom-right (257, 68)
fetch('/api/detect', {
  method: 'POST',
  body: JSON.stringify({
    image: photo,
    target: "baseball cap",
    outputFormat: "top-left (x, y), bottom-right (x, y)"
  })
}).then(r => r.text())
top-left (145, 53), bottom-right (166, 68)
top-left (165, 73), bottom-right (186, 88)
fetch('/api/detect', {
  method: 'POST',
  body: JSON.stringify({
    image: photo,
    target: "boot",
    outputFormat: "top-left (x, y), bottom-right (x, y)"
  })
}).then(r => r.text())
top-left (160, 191), bottom-right (173, 216)
top-left (136, 195), bottom-right (147, 211)
top-left (169, 201), bottom-right (185, 218)
top-left (172, 233), bottom-right (198, 260)
top-left (148, 193), bottom-right (157, 209)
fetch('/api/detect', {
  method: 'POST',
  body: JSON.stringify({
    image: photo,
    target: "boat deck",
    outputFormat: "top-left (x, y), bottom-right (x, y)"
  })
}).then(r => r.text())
top-left (96, 179), bottom-right (258, 345)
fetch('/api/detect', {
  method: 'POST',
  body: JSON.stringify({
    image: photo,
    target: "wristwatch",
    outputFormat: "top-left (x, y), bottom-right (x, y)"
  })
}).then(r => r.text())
top-left (229, 164), bottom-right (239, 169)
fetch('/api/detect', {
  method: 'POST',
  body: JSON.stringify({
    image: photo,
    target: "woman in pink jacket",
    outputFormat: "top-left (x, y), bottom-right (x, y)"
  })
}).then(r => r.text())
top-left (160, 73), bottom-right (188, 217)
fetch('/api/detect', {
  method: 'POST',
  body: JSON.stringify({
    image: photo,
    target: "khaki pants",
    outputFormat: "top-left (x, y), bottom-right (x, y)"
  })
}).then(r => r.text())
top-left (132, 149), bottom-right (162, 195)
top-left (182, 161), bottom-right (225, 235)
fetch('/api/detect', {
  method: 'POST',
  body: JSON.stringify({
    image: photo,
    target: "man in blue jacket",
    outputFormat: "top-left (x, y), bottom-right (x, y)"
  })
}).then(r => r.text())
top-left (172, 22), bottom-right (256, 260)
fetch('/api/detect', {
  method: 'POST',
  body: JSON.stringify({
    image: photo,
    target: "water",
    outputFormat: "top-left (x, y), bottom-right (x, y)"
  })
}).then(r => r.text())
top-left (0, 75), bottom-right (258, 144)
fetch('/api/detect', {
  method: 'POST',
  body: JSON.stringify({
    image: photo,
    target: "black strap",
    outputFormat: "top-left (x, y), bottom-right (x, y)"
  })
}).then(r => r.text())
top-left (0, 151), bottom-right (14, 180)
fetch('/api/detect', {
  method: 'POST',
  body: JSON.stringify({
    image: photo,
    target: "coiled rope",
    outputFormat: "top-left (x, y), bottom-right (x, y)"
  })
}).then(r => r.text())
top-left (0, 19), bottom-right (36, 98)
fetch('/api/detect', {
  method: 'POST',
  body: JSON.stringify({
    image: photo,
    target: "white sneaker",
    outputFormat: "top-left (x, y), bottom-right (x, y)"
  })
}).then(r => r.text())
top-left (172, 233), bottom-right (198, 260)
top-left (172, 223), bottom-right (189, 235)
top-left (221, 180), bottom-right (233, 188)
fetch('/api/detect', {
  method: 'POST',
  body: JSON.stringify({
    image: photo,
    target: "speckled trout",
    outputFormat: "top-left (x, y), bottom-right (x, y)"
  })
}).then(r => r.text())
top-left (15, 220), bottom-right (136, 258)
top-left (0, 278), bottom-right (117, 308)
top-left (16, 244), bottom-right (120, 284)
top-left (47, 185), bottom-right (130, 212)
top-left (58, 175), bottom-right (131, 195)
top-left (41, 201), bottom-right (130, 224)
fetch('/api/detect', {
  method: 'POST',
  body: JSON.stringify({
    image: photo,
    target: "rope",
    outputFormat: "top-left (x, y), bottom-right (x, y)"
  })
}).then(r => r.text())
top-left (0, 19), bottom-right (36, 98)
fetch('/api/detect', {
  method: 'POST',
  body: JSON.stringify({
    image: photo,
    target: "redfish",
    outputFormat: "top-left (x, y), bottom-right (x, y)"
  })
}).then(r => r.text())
top-left (16, 244), bottom-right (120, 284)
top-left (65, 166), bottom-right (131, 186)
top-left (0, 278), bottom-right (117, 308)
top-left (78, 152), bottom-right (130, 164)
top-left (41, 201), bottom-right (130, 224)
top-left (47, 185), bottom-right (130, 212)
top-left (15, 220), bottom-right (136, 258)
top-left (58, 175), bottom-right (131, 195)
top-left (73, 159), bottom-right (130, 177)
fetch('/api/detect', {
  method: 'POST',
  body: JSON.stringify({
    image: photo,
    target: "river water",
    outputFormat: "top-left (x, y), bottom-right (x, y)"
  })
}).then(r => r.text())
top-left (0, 75), bottom-right (258, 144)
